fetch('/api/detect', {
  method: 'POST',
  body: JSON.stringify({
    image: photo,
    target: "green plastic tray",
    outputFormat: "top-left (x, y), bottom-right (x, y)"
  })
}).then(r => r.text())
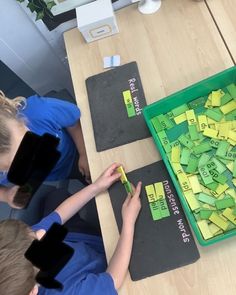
top-left (143, 66), bottom-right (236, 246)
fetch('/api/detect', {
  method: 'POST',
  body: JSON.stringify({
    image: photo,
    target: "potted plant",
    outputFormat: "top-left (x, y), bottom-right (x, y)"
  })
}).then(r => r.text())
top-left (17, 0), bottom-right (56, 20)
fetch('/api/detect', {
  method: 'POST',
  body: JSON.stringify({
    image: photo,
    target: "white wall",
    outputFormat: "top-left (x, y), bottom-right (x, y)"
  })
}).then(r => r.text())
top-left (0, 0), bottom-right (77, 96)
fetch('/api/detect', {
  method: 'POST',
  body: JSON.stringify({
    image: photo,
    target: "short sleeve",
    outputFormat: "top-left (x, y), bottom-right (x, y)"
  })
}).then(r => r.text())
top-left (75, 272), bottom-right (117, 295)
top-left (25, 95), bottom-right (81, 128)
top-left (31, 211), bottom-right (62, 232)
top-left (0, 171), bottom-right (8, 186)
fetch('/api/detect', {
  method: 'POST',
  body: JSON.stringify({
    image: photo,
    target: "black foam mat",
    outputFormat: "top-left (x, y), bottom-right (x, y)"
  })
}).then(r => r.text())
top-left (108, 161), bottom-right (200, 281)
top-left (86, 62), bottom-right (150, 151)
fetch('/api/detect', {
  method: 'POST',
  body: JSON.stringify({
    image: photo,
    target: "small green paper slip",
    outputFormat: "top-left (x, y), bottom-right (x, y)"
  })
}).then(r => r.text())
top-left (156, 114), bottom-right (174, 130)
top-left (177, 173), bottom-right (191, 192)
top-left (185, 155), bottom-right (199, 174)
top-left (222, 208), bottom-right (236, 225)
top-left (151, 116), bottom-right (163, 133)
top-left (211, 157), bottom-right (227, 173)
top-left (209, 223), bottom-right (223, 236)
top-left (215, 197), bottom-right (235, 210)
top-left (211, 90), bottom-right (224, 106)
top-left (198, 114), bottom-right (208, 131)
top-left (171, 140), bottom-right (181, 148)
top-left (124, 181), bottom-right (132, 194)
top-left (154, 182), bottom-right (165, 200)
top-left (205, 108), bottom-right (223, 122)
top-left (224, 151), bottom-right (236, 160)
top-left (174, 113), bottom-right (187, 124)
top-left (205, 160), bottom-right (217, 171)
top-left (193, 141), bottom-right (212, 155)
top-left (216, 141), bottom-right (231, 156)
top-left (178, 134), bottom-right (194, 149)
top-left (226, 83), bottom-right (236, 99)
top-left (199, 209), bottom-right (214, 220)
top-left (149, 201), bottom-right (162, 221)
top-left (209, 212), bottom-right (229, 231)
top-left (210, 183), bottom-right (229, 198)
top-left (154, 182), bottom-right (170, 218)
top-left (198, 193), bottom-right (216, 206)
top-left (188, 124), bottom-right (199, 140)
top-left (221, 93), bottom-right (232, 105)
top-left (198, 154), bottom-right (211, 168)
top-left (197, 220), bottom-right (213, 240)
top-left (184, 191), bottom-right (200, 211)
top-left (180, 147), bottom-right (191, 165)
top-left (225, 113), bottom-right (236, 121)
top-left (145, 182), bottom-right (170, 220)
top-left (171, 146), bottom-right (181, 163)
top-left (126, 103), bottom-right (136, 118)
top-left (122, 90), bottom-right (136, 118)
top-left (159, 198), bottom-right (170, 218)
top-left (172, 104), bottom-right (189, 117)
top-left (188, 175), bottom-right (202, 194)
top-left (198, 166), bottom-right (213, 185)
top-left (145, 184), bottom-right (157, 203)
top-left (219, 158), bottom-right (230, 165)
top-left (188, 96), bottom-right (206, 108)
top-left (209, 138), bottom-right (221, 148)
top-left (209, 169), bottom-right (227, 184)
top-left (199, 179), bottom-right (218, 191)
top-left (233, 160), bottom-right (236, 178)
top-left (186, 109), bottom-right (197, 125)
top-left (157, 131), bottom-right (172, 153)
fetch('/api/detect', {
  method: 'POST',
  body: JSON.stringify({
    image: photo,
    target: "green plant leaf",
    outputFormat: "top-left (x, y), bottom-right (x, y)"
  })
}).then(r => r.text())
top-left (16, 0), bottom-right (26, 3)
top-left (35, 10), bottom-right (44, 20)
top-left (27, 2), bottom-right (37, 12)
top-left (47, 1), bottom-right (56, 10)
top-left (32, 0), bottom-right (46, 9)
top-left (37, 0), bottom-right (47, 9)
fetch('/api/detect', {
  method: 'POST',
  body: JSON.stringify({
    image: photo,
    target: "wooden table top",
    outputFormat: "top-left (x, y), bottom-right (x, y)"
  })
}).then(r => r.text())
top-left (64, 0), bottom-right (235, 294)
top-left (206, 0), bottom-right (236, 63)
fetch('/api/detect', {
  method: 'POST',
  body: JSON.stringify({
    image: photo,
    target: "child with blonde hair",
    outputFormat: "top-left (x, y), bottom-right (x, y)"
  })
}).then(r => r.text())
top-left (0, 91), bottom-right (90, 208)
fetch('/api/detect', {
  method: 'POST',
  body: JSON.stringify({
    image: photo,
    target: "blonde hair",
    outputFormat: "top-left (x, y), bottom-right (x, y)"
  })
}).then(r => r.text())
top-left (0, 90), bottom-right (26, 114)
top-left (0, 91), bottom-right (27, 154)
top-left (0, 219), bottom-right (36, 295)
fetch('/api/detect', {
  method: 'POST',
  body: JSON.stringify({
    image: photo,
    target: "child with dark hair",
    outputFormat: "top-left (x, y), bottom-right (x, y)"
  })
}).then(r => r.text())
top-left (0, 163), bottom-right (142, 295)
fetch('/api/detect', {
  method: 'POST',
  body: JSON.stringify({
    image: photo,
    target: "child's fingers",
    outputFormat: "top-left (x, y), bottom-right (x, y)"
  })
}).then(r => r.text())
top-left (110, 172), bottom-right (122, 183)
top-left (130, 183), bottom-right (135, 191)
top-left (133, 181), bottom-right (142, 198)
top-left (123, 194), bottom-right (132, 206)
top-left (106, 162), bottom-right (121, 175)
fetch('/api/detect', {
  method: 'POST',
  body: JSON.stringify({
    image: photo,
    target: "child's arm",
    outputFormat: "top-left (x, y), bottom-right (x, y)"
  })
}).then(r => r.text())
top-left (55, 163), bottom-right (121, 224)
top-left (66, 121), bottom-right (91, 183)
top-left (107, 182), bottom-right (142, 290)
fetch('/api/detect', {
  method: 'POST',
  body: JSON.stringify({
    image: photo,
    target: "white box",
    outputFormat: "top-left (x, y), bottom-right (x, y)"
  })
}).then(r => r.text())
top-left (76, 0), bottom-right (119, 43)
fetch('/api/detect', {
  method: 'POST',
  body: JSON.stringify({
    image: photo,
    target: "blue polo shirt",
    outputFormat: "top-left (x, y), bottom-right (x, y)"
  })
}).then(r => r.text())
top-left (0, 95), bottom-right (81, 184)
top-left (32, 212), bottom-right (117, 295)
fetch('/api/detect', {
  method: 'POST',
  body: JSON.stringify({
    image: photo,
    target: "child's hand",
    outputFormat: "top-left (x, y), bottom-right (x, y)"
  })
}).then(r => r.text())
top-left (122, 181), bottom-right (142, 228)
top-left (94, 163), bottom-right (121, 193)
top-left (78, 153), bottom-right (91, 183)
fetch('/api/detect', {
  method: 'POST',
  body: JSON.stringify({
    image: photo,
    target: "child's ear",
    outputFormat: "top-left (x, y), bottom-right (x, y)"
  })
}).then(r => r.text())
top-left (29, 285), bottom-right (38, 295)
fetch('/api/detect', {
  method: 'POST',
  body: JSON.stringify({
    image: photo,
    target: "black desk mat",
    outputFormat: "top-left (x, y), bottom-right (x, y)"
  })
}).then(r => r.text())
top-left (86, 62), bottom-right (150, 151)
top-left (108, 161), bottom-right (200, 281)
